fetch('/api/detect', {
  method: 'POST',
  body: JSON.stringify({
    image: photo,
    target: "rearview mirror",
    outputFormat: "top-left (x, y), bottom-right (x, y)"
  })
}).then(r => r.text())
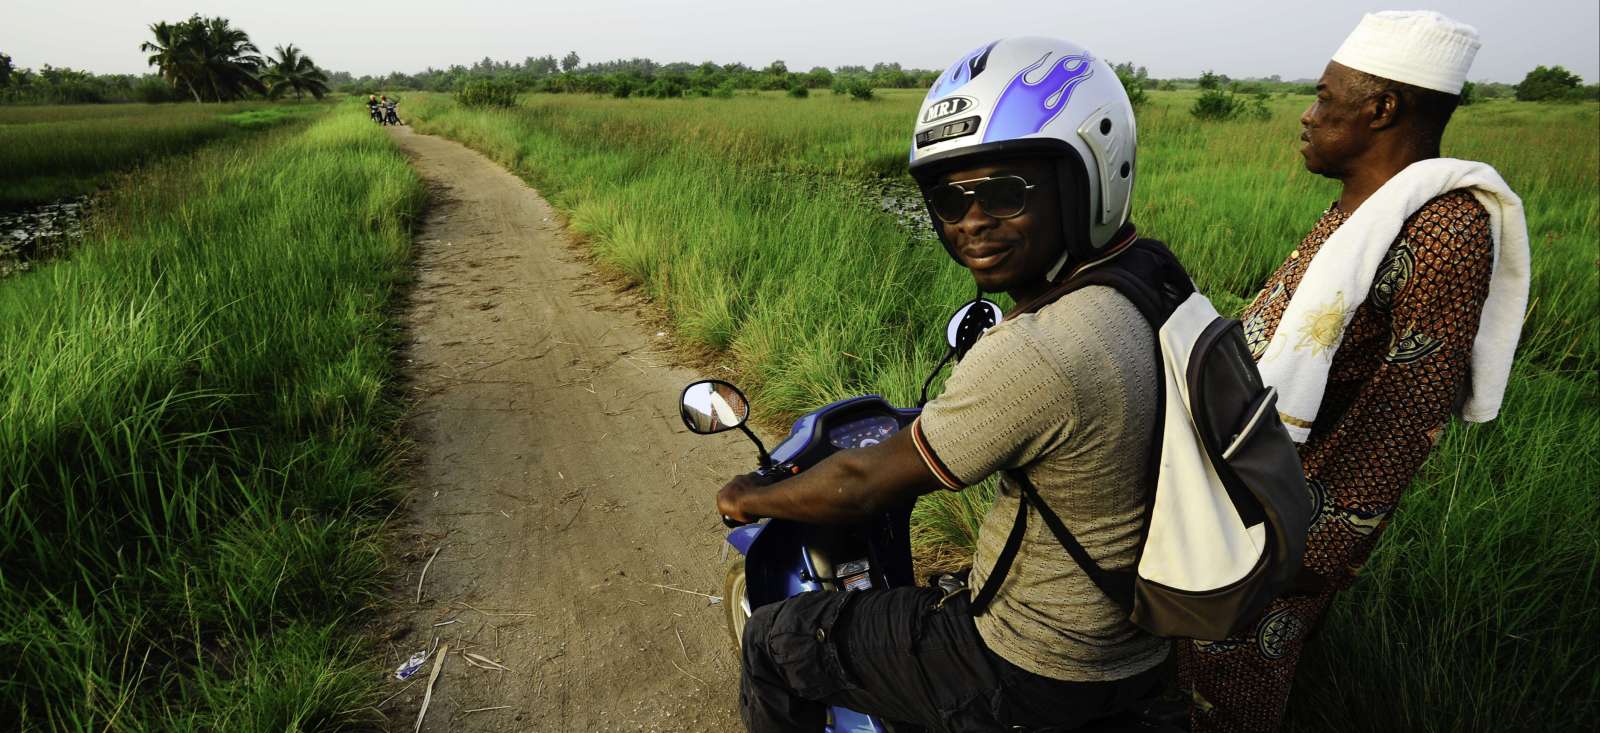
top-left (680, 380), bottom-right (751, 434)
top-left (945, 299), bottom-right (1002, 356)
top-left (919, 298), bottom-right (1003, 407)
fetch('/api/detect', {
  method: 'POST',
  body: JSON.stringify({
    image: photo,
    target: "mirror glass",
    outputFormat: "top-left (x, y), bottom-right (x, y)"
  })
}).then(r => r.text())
top-left (680, 380), bottom-right (751, 434)
top-left (945, 299), bottom-right (1002, 351)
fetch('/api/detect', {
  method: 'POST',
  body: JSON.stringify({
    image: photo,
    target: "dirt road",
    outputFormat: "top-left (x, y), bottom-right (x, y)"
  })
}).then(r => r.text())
top-left (381, 127), bottom-right (751, 732)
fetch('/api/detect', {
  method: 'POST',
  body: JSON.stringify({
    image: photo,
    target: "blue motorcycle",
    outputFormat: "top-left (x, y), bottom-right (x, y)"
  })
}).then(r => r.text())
top-left (680, 296), bottom-right (1188, 732)
top-left (679, 300), bottom-right (1000, 733)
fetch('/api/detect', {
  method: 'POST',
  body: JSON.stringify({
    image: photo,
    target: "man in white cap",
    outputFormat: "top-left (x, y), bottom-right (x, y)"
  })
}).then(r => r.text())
top-left (1177, 10), bottom-right (1531, 731)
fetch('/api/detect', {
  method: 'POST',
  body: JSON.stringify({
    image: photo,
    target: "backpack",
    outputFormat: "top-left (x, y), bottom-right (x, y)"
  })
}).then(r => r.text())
top-left (967, 237), bottom-right (1312, 641)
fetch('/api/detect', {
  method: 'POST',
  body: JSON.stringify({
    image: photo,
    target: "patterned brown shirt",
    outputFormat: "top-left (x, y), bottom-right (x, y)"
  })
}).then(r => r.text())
top-left (1240, 189), bottom-right (1494, 585)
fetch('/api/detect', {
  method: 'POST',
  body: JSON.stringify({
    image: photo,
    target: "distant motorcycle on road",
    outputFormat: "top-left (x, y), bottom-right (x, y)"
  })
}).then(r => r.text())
top-left (382, 102), bottom-right (401, 126)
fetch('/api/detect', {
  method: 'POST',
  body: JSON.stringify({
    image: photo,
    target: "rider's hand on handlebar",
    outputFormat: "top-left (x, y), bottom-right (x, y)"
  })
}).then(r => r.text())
top-left (716, 471), bottom-right (777, 526)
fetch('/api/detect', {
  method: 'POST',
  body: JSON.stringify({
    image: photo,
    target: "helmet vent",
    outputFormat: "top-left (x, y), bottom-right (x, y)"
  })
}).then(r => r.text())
top-left (1077, 102), bottom-right (1134, 227)
top-left (915, 116), bottom-right (982, 149)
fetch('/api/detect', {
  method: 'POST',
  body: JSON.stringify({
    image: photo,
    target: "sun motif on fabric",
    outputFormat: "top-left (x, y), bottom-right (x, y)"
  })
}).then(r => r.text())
top-left (1294, 291), bottom-right (1348, 358)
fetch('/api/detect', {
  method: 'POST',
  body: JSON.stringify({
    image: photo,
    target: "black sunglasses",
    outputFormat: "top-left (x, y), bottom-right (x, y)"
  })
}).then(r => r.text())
top-left (926, 175), bottom-right (1037, 223)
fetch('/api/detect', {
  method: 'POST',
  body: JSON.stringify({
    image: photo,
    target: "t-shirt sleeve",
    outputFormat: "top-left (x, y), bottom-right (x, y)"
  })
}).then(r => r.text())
top-left (913, 321), bottom-right (1078, 490)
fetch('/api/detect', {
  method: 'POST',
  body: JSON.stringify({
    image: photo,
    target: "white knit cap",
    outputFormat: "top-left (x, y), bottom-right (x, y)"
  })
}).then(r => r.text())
top-left (1331, 10), bottom-right (1481, 94)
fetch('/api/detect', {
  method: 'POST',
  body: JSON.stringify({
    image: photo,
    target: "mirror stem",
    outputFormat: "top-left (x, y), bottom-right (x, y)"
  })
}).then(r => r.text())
top-left (738, 424), bottom-right (773, 469)
top-left (918, 346), bottom-right (956, 408)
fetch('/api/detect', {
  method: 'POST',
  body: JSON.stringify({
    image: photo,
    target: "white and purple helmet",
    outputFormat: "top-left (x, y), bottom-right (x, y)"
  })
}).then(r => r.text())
top-left (910, 37), bottom-right (1137, 271)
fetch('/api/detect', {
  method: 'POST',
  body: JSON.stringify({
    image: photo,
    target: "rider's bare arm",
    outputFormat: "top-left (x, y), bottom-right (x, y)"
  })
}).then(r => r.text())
top-left (716, 429), bottom-right (940, 525)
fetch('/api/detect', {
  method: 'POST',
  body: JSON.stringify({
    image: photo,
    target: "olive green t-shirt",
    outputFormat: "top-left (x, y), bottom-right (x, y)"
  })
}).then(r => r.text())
top-left (912, 285), bottom-right (1169, 682)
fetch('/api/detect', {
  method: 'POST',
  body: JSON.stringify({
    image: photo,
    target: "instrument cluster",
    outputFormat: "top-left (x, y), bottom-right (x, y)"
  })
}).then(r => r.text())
top-left (826, 414), bottom-right (900, 450)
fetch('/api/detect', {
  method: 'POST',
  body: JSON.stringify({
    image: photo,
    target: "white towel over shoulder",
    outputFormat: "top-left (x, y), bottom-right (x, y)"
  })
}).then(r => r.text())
top-left (1256, 158), bottom-right (1530, 443)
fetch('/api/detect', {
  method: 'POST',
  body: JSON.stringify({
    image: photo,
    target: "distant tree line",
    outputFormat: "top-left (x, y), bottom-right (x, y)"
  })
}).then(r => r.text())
top-left (0, 52), bottom-right (183, 104)
top-left (335, 54), bottom-right (939, 99)
top-left (4, 35), bottom-right (1596, 107)
top-left (0, 15), bottom-right (329, 105)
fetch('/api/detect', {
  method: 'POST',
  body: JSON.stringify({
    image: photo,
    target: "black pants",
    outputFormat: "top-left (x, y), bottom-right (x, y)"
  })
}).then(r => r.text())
top-left (740, 586), bottom-right (1164, 732)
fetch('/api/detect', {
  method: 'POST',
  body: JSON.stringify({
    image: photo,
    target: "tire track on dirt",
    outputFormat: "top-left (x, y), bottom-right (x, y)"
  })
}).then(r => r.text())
top-left (380, 127), bottom-right (749, 732)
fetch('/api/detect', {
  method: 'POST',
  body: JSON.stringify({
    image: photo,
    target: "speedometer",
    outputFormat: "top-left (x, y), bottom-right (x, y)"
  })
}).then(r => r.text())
top-left (827, 415), bottom-right (900, 449)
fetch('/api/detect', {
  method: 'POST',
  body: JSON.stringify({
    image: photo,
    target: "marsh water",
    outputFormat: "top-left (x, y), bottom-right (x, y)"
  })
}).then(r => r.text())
top-left (0, 197), bottom-right (90, 278)
top-left (859, 177), bottom-right (937, 242)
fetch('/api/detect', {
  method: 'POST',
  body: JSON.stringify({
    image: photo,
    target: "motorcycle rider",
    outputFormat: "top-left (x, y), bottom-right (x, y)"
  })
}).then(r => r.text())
top-left (367, 93), bottom-right (380, 122)
top-left (716, 37), bottom-right (1169, 731)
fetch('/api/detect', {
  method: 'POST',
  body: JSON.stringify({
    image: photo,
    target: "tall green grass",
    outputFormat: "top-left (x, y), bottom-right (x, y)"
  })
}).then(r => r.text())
top-left (407, 89), bottom-right (1598, 730)
top-left (0, 107), bottom-right (425, 729)
top-left (0, 102), bottom-right (329, 209)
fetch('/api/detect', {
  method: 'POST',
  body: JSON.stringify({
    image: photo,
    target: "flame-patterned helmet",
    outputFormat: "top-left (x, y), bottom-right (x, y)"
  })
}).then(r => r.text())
top-left (910, 37), bottom-right (1137, 271)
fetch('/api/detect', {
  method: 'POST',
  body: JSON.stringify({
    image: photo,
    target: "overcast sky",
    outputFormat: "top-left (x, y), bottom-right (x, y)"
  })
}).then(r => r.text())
top-left (4, 1), bottom-right (1596, 83)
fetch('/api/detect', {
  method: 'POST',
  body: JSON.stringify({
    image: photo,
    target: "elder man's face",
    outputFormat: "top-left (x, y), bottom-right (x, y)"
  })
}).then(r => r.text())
top-left (1299, 61), bottom-right (1378, 177)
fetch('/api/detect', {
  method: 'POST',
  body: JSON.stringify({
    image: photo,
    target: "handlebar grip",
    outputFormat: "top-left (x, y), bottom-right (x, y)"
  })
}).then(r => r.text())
top-left (750, 467), bottom-right (786, 486)
top-left (723, 467), bottom-right (786, 527)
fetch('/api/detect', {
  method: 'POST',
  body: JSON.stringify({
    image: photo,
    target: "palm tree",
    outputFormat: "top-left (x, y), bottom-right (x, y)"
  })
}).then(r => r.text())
top-left (191, 16), bottom-right (264, 101)
top-left (141, 15), bottom-right (264, 102)
top-left (141, 20), bottom-right (203, 102)
top-left (260, 45), bottom-right (330, 100)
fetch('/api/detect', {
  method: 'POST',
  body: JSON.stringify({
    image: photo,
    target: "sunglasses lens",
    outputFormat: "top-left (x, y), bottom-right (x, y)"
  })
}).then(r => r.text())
top-left (975, 177), bottom-right (1028, 218)
top-left (928, 185), bottom-right (969, 222)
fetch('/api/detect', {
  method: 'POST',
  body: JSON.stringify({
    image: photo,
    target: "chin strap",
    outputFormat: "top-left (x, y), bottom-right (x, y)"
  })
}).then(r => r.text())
top-left (1044, 249), bottom-right (1074, 283)
top-left (1045, 223), bottom-right (1139, 284)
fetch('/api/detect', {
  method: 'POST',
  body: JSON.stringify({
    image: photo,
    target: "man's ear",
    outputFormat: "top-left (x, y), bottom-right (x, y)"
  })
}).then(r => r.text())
top-left (1369, 90), bottom-right (1401, 130)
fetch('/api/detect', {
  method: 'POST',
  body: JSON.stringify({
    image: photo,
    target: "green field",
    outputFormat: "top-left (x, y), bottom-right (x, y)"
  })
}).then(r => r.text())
top-left (0, 102), bottom-right (328, 210)
top-left (0, 106), bottom-right (425, 729)
top-left (405, 89), bottom-right (1599, 731)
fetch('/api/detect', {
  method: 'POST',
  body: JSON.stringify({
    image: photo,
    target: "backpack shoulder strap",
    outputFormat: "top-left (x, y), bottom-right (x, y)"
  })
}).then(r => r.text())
top-left (1012, 238), bottom-right (1194, 322)
top-left (969, 470), bottom-right (1136, 616)
top-left (967, 485), bottom-right (1027, 615)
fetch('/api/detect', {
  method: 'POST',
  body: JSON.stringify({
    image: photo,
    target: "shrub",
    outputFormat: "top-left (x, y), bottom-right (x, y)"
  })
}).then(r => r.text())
top-left (1191, 88), bottom-right (1245, 120)
top-left (711, 80), bottom-right (736, 99)
top-left (787, 84), bottom-right (808, 99)
top-left (455, 78), bottom-right (518, 108)
top-left (1117, 73), bottom-right (1147, 107)
top-left (642, 77), bottom-right (685, 99)
top-left (1190, 89), bottom-right (1270, 122)
top-left (612, 78), bottom-right (635, 99)
top-left (831, 77), bottom-right (874, 100)
top-left (1515, 65), bottom-right (1584, 102)
top-left (133, 76), bottom-right (183, 104)
top-left (1248, 92), bottom-right (1272, 121)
